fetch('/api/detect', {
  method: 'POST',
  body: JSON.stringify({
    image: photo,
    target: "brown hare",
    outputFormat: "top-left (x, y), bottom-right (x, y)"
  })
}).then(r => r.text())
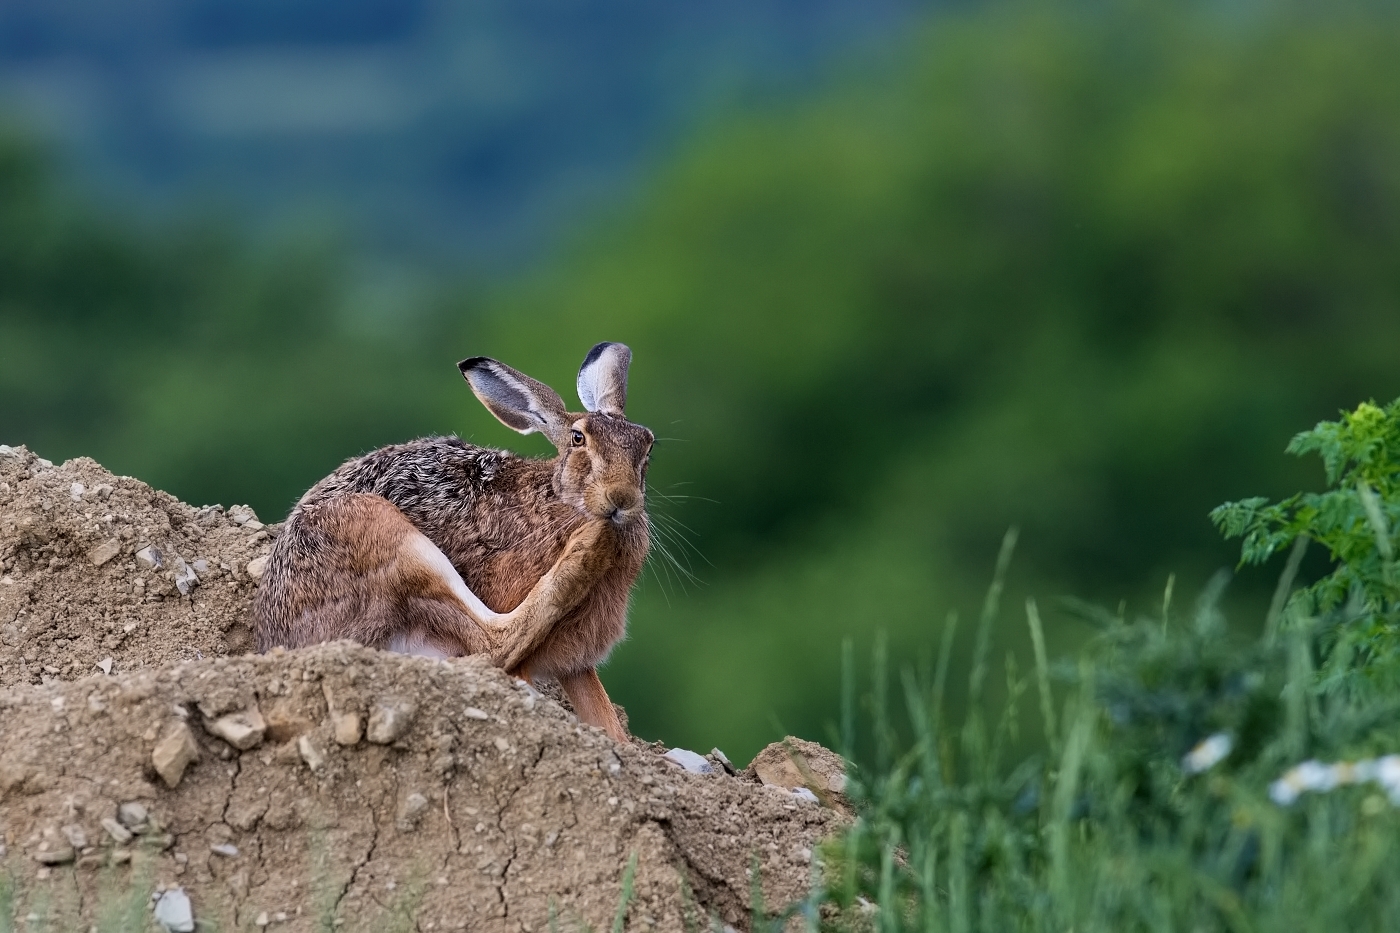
top-left (253, 342), bottom-right (652, 741)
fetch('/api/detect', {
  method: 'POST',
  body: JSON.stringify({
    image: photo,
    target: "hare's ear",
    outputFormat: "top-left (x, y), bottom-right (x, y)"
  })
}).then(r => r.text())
top-left (459, 357), bottom-right (569, 446)
top-left (576, 342), bottom-right (631, 415)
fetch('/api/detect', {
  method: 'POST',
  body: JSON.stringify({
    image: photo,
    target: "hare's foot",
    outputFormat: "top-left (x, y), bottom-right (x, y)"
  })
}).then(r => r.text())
top-left (558, 667), bottom-right (627, 743)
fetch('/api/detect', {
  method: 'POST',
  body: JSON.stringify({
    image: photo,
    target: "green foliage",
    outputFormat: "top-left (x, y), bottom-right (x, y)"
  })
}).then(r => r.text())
top-left (0, 872), bottom-right (11, 933)
top-left (612, 852), bottom-right (638, 933)
top-left (822, 550), bottom-right (1400, 931)
top-left (1213, 399), bottom-right (1400, 692)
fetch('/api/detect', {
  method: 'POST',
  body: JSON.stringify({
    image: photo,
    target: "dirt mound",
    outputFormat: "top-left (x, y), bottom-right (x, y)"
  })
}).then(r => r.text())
top-left (0, 444), bottom-right (272, 686)
top-left (0, 447), bottom-right (847, 931)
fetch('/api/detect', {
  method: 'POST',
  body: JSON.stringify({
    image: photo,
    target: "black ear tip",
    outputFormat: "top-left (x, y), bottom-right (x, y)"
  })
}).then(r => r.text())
top-left (458, 357), bottom-right (490, 377)
top-left (580, 343), bottom-right (614, 368)
top-left (580, 342), bottom-right (631, 370)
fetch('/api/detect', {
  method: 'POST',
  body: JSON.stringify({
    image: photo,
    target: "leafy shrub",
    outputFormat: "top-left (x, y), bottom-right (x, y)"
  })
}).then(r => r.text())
top-left (1213, 399), bottom-right (1400, 694)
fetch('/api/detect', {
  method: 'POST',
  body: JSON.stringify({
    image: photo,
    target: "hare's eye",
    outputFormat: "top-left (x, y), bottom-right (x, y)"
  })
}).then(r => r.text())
top-left (570, 430), bottom-right (585, 447)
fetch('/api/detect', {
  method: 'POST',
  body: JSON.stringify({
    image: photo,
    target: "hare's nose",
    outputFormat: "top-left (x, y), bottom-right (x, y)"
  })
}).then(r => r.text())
top-left (605, 489), bottom-right (641, 516)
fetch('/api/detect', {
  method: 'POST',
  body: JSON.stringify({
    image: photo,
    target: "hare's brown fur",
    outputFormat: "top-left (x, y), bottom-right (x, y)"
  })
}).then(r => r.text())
top-left (253, 345), bottom-right (654, 742)
top-left (255, 433), bottom-right (650, 678)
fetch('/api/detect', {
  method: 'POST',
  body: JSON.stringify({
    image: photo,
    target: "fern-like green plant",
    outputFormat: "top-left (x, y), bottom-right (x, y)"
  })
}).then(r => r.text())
top-left (1212, 398), bottom-right (1400, 691)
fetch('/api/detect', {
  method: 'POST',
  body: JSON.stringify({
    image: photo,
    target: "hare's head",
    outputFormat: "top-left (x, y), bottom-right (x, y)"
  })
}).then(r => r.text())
top-left (459, 343), bottom-right (654, 529)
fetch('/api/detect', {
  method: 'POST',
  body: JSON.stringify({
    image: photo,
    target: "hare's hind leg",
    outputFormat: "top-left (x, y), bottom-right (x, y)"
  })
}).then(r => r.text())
top-left (389, 522), bottom-right (619, 670)
top-left (377, 515), bottom-right (503, 657)
top-left (260, 493), bottom-right (495, 656)
top-left (378, 514), bottom-right (617, 669)
top-left (557, 668), bottom-right (627, 743)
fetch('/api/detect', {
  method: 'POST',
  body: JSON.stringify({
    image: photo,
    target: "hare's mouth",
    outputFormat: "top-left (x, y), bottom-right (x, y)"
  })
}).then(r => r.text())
top-left (606, 504), bottom-right (642, 527)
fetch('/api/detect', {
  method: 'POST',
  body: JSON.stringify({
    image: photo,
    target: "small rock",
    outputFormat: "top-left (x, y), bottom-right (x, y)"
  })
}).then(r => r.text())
top-left (97, 657), bottom-right (114, 675)
top-left (154, 887), bottom-right (195, 933)
top-left (171, 557), bottom-right (199, 596)
top-left (206, 706), bottom-right (267, 751)
top-left (367, 698), bottom-right (416, 744)
top-left (152, 722), bottom-right (200, 788)
top-left (274, 912), bottom-right (287, 923)
top-left (332, 712), bottom-right (362, 746)
top-left (246, 556), bottom-right (268, 582)
top-left (35, 845), bottom-right (76, 865)
top-left (298, 735), bottom-right (326, 772)
top-left (396, 792), bottom-right (430, 832)
top-left (70, 482), bottom-right (86, 501)
top-left (210, 843), bottom-right (239, 858)
top-left (61, 824), bottom-right (89, 849)
top-left (244, 520), bottom-right (266, 532)
top-left (255, 911), bottom-right (270, 927)
top-left (493, 737), bottom-right (511, 753)
top-left (228, 505), bottom-right (257, 526)
top-left (87, 538), bottom-right (123, 567)
top-left (192, 559), bottom-right (209, 574)
top-left (101, 817), bottom-right (133, 845)
top-left (117, 802), bottom-right (149, 830)
top-left (463, 707), bottom-right (490, 721)
top-left (750, 736), bottom-right (848, 803)
top-left (710, 747), bottom-right (736, 775)
top-left (791, 787), bottom-right (819, 804)
top-left (135, 545), bottom-right (164, 571)
top-left (663, 748), bottom-right (714, 775)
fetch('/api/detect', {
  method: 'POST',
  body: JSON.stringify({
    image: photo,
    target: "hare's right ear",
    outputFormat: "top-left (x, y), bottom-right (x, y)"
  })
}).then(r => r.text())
top-left (576, 342), bottom-right (631, 415)
top-left (459, 357), bottom-right (569, 447)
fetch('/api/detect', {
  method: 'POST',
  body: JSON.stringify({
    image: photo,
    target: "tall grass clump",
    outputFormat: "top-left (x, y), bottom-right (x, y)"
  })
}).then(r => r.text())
top-left (823, 400), bottom-right (1400, 931)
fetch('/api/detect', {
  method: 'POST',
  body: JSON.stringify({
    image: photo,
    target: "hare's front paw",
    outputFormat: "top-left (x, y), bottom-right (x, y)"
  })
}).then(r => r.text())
top-left (564, 518), bottom-right (613, 554)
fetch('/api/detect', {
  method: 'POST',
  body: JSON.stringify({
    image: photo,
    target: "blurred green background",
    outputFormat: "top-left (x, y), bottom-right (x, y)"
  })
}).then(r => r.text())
top-left (4, 1), bottom-right (1400, 762)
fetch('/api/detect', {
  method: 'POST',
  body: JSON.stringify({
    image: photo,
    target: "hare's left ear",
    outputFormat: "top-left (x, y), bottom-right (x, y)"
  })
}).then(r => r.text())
top-left (576, 342), bottom-right (631, 415)
top-left (459, 356), bottom-right (570, 448)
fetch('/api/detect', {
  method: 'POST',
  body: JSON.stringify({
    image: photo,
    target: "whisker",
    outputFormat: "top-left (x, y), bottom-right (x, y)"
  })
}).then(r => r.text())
top-left (642, 514), bottom-right (703, 594)
top-left (648, 515), bottom-right (711, 570)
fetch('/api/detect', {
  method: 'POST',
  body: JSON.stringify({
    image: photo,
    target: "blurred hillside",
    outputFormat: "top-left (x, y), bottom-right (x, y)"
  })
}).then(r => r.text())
top-left (5, 2), bottom-right (1400, 760)
top-left (0, 0), bottom-right (916, 266)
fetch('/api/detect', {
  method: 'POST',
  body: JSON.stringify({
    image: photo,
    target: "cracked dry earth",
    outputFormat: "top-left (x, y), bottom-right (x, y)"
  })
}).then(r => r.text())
top-left (0, 446), bottom-right (849, 932)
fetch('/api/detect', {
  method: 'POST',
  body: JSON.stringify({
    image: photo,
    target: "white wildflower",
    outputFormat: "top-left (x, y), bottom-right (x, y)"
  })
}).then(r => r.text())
top-left (1377, 755), bottom-right (1400, 791)
top-left (1269, 753), bottom-right (1400, 807)
top-left (1295, 760), bottom-right (1337, 792)
top-left (1183, 733), bottom-right (1233, 774)
top-left (1269, 777), bottom-right (1301, 806)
